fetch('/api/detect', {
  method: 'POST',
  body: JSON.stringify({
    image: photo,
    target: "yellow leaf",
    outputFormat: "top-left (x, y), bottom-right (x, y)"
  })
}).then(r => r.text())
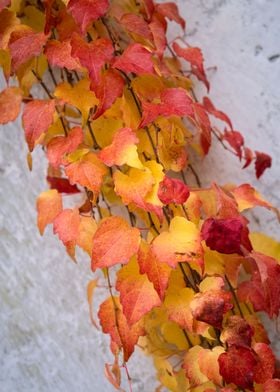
top-left (161, 321), bottom-right (189, 350)
top-left (87, 279), bottom-right (99, 329)
top-left (154, 357), bottom-right (178, 392)
top-left (143, 160), bottom-right (164, 207)
top-left (77, 216), bottom-right (97, 256)
top-left (22, 6), bottom-right (45, 32)
top-left (250, 232), bottom-right (280, 262)
top-left (89, 116), bottom-right (123, 148)
top-left (164, 286), bottom-right (195, 331)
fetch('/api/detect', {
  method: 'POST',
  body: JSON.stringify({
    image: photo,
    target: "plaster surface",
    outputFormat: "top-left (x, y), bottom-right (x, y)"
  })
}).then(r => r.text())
top-left (0, 1), bottom-right (279, 391)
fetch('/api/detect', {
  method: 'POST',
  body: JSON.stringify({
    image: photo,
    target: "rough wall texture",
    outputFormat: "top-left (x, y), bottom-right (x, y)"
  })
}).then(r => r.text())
top-left (0, 1), bottom-right (279, 391)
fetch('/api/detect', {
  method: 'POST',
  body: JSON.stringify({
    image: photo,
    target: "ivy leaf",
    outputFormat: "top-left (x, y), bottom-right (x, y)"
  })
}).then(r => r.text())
top-left (65, 150), bottom-right (107, 194)
top-left (0, 8), bottom-right (19, 50)
top-left (149, 15), bottom-right (167, 58)
top-left (238, 252), bottom-right (280, 318)
top-left (218, 346), bottom-right (257, 389)
top-left (71, 32), bottom-right (114, 87)
top-left (47, 126), bottom-right (83, 168)
top-left (156, 2), bottom-right (185, 30)
top-left (113, 43), bottom-right (154, 75)
top-left (138, 241), bottom-right (172, 301)
top-left (9, 28), bottom-right (48, 71)
top-left (98, 127), bottom-right (143, 168)
top-left (67, 0), bottom-right (109, 34)
top-left (98, 296), bottom-right (144, 361)
top-left (164, 286), bottom-right (195, 331)
top-left (253, 343), bottom-right (275, 384)
top-left (243, 146), bottom-right (254, 169)
top-left (140, 87), bottom-right (194, 127)
top-left (152, 216), bottom-right (202, 268)
top-left (223, 130), bottom-right (244, 160)
top-left (93, 68), bottom-right (124, 119)
top-left (44, 39), bottom-right (81, 70)
top-left (23, 99), bottom-right (56, 151)
top-left (193, 102), bottom-right (212, 155)
top-left (220, 315), bottom-right (254, 347)
top-left (120, 13), bottom-right (152, 40)
top-left (231, 183), bottom-right (273, 212)
top-left (116, 257), bottom-right (161, 325)
top-left (36, 189), bottom-right (63, 235)
top-left (183, 346), bottom-right (209, 387)
top-left (158, 176), bottom-right (190, 205)
top-left (53, 208), bottom-right (80, 245)
top-left (91, 216), bottom-right (140, 270)
top-left (202, 97), bottom-right (233, 130)
top-left (255, 151), bottom-right (272, 178)
top-left (198, 346), bottom-right (225, 386)
top-left (0, 87), bottom-right (22, 124)
top-left (76, 216), bottom-right (97, 256)
top-left (47, 176), bottom-right (81, 194)
top-left (173, 42), bottom-right (209, 91)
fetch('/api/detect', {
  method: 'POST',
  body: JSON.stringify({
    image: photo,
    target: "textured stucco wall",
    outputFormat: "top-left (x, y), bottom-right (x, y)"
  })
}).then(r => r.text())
top-left (1, 1), bottom-right (279, 391)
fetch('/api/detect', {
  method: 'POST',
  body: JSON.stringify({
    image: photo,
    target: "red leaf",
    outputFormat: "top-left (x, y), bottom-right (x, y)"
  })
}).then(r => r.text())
top-left (255, 151), bottom-right (272, 178)
top-left (253, 343), bottom-right (276, 384)
top-left (44, 39), bottom-right (81, 71)
top-left (47, 126), bottom-right (83, 168)
top-left (263, 379), bottom-right (280, 392)
top-left (113, 43), bottom-right (154, 76)
top-left (158, 176), bottom-right (190, 205)
top-left (201, 217), bottom-right (244, 255)
top-left (53, 208), bottom-right (80, 245)
top-left (92, 68), bottom-right (124, 119)
top-left (202, 97), bottom-right (233, 130)
top-left (220, 315), bottom-right (254, 347)
top-left (71, 32), bottom-right (114, 87)
top-left (0, 0), bottom-right (10, 11)
top-left (0, 87), bottom-right (22, 124)
top-left (47, 176), bottom-right (81, 194)
top-left (223, 130), bottom-right (244, 160)
top-left (140, 87), bottom-right (194, 127)
top-left (67, 0), bottom-right (109, 34)
top-left (149, 14), bottom-right (167, 58)
top-left (238, 252), bottom-right (280, 318)
top-left (9, 29), bottom-right (48, 72)
top-left (141, 0), bottom-right (155, 21)
top-left (173, 42), bottom-right (209, 91)
top-left (193, 102), bottom-right (212, 155)
top-left (243, 147), bottom-right (254, 169)
top-left (91, 216), bottom-right (140, 270)
top-left (218, 346), bottom-right (257, 389)
top-left (23, 99), bottom-right (55, 151)
top-left (120, 13), bottom-right (152, 40)
top-left (156, 2), bottom-right (185, 30)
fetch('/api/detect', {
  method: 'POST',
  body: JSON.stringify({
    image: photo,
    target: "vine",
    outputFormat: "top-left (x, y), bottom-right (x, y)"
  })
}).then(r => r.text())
top-left (0, 0), bottom-right (279, 391)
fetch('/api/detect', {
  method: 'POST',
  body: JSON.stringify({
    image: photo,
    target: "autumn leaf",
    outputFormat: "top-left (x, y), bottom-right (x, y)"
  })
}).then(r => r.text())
top-left (223, 130), bottom-right (244, 159)
top-left (67, 0), bottom-right (109, 34)
top-left (23, 99), bottom-right (55, 151)
top-left (9, 28), bottom-right (48, 72)
top-left (263, 379), bottom-right (280, 392)
top-left (0, 87), bottom-right (22, 124)
top-left (47, 126), bottom-right (83, 168)
top-left (173, 42), bottom-right (209, 91)
top-left (36, 189), bottom-right (63, 235)
top-left (98, 127), bottom-right (143, 168)
top-left (157, 176), bottom-right (190, 205)
top-left (255, 151), bottom-right (272, 178)
top-left (71, 32), bottom-right (113, 87)
top-left (120, 13), bottom-right (152, 40)
top-left (44, 39), bottom-right (81, 70)
top-left (76, 215), bottom-right (97, 256)
top-left (91, 216), bottom-right (140, 270)
top-left (149, 14), bottom-right (167, 58)
top-left (231, 183), bottom-right (273, 212)
top-left (53, 208), bottom-right (80, 245)
top-left (202, 97), bottom-right (233, 130)
top-left (183, 346), bottom-right (209, 387)
top-left (65, 150), bottom-right (107, 194)
top-left (164, 286), bottom-right (195, 331)
top-left (152, 216), bottom-right (202, 268)
top-left (0, 8), bottom-right (19, 50)
top-left (156, 2), bottom-right (185, 30)
top-left (238, 252), bottom-right (280, 318)
top-left (98, 296), bottom-right (144, 361)
top-left (140, 87), bottom-right (194, 127)
top-left (218, 346), bottom-right (257, 389)
top-left (113, 43), bottom-right (154, 76)
top-left (93, 68), bottom-right (124, 119)
top-left (253, 343), bottom-right (275, 384)
top-left (116, 257), bottom-right (161, 325)
top-left (138, 241), bottom-right (172, 301)
top-left (47, 176), bottom-right (81, 194)
top-left (87, 279), bottom-right (99, 329)
top-left (0, 0), bottom-right (10, 12)
top-left (220, 315), bottom-right (254, 347)
top-left (198, 346), bottom-right (225, 386)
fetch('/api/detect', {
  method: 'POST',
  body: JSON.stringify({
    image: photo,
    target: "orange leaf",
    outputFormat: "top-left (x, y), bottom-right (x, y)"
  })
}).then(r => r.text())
top-left (36, 189), bottom-right (63, 235)
top-left (120, 13), bottom-right (152, 40)
top-left (65, 150), bottom-right (107, 194)
top-left (113, 43), bottom-right (154, 76)
top-left (47, 126), bottom-right (83, 168)
top-left (116, 257), bottom-right (161, 325)
top-left (138, 241), bottom-right (172, 301)
top-left (0, 87), bottom-right (22, 124)
top-left (183, 346), bottom-right (209, 387)
top-left (156, 2), bottom-right (185, 30)
top-left (164, 286), bottom-right (195, 331)
top-left (98, 296), bottom-right (144, 361)
top-left (77, 216), bottom-right (97, 256)
top-left (91, 216), bottom-right (140, 270)
top-left (53, 208), bottom-right (80, 246)
top-left (67, 0), bottom-right (109, 34)
top-left (44, 39), bottom-right (81, 70)
top-left (198, 346), bottom-right (225, 386)
top-left (0, 8), bottom-right (19, 50)
top-left (23, 99), bottom-right (56, 151)
top-left (98, 127), bottom-right (142, 168)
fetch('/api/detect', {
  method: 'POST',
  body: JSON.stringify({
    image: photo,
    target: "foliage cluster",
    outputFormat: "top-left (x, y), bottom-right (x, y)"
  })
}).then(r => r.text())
top-left (0, 0), bottom-right (280, 391)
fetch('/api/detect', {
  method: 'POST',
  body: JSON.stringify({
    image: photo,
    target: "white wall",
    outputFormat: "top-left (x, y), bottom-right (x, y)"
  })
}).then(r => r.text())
top-left (1, 1), bottom-right (279, 391)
